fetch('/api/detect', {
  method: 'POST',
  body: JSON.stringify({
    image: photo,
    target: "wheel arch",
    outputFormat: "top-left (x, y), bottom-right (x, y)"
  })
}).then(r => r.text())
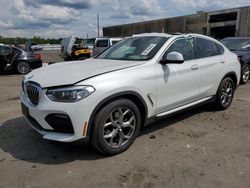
top-left (13, 59), bottom-right (31, 67)
top-left (87, 91), bottom-right (148, 140)
top-left (222, 71), bottom-right (238, 88)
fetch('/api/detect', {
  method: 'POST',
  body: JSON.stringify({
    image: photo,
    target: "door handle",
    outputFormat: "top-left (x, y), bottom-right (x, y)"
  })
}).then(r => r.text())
top-left (191, 65), bottom-right (199, 70)
top-left (219, 60), bottom-right (225, 64)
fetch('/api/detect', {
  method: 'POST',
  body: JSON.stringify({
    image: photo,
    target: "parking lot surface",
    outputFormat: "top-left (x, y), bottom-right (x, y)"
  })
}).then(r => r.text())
top-left (0, 72), bottom-right (250, 188)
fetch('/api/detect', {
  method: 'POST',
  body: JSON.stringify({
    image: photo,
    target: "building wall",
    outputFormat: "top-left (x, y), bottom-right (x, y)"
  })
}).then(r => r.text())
top-left (239, 7), bottom-right (250, 37)
top-left (103, 6), bottom-right (250, 38)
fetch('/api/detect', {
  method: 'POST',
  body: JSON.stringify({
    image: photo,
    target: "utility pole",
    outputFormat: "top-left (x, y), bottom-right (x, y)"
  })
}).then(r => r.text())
top-left (97, 13), bottom-right (100, 38)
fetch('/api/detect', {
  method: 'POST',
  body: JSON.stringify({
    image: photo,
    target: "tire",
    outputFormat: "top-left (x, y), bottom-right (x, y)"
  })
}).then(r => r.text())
top-left (16, 61), bottom-right (30, 74)
top-left (215, 77), bottom-right (235, 110)
top-left (91, 99), bottom-right (141, 155)
top-left (240, 64), bottom-right (250, 84)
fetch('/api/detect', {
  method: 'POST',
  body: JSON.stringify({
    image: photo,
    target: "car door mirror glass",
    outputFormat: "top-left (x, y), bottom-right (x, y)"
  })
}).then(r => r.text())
top-left (161, 51), bottom-right (184, 64)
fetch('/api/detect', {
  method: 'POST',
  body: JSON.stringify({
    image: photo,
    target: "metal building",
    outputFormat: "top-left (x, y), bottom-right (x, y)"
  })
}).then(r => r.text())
top-left (103, 6), bottom-right (250, 39)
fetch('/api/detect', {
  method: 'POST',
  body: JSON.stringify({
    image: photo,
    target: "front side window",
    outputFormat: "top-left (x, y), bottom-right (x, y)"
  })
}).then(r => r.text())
top-left (97, 37), bottom-right (168, 61)
top-left (195, 38), bottom-right (219, 58)
top-left (163, 38), bottom-right (195, 61)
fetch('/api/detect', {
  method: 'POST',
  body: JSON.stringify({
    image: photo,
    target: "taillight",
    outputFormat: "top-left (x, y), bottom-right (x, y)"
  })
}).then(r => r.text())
top-left (35, 53), bottom-right (41, 60)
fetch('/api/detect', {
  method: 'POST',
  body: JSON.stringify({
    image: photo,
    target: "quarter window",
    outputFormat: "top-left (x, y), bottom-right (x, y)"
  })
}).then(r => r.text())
top-left (216, 43), bottom-right (224, 55)
top-left (163, 38), bottom-right (195, 61)
top-left (195, 38), bottom-right (220, 58)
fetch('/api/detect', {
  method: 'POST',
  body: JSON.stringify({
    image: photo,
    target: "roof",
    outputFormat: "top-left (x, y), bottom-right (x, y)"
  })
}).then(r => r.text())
top-left (132, 32), bottom-right (213, 39)
top-left (132, 33), bottom-right (173, 38)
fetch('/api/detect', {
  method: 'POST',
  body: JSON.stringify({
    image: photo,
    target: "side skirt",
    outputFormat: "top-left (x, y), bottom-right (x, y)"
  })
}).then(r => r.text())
top-left (144, 96), bottom-right (216, 126)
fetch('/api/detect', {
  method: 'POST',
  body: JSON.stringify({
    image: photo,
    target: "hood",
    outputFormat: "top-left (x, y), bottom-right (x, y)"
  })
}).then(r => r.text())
top-left (61, 36), bottom-right (76, 55)
top-left (25, 58), bottom-right (145, 88)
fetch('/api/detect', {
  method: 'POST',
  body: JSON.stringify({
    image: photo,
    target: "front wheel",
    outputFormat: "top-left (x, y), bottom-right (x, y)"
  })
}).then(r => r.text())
top-left (215, 77), bottom-right (235, 110)
top-left (16, 61), bottom-right (30, 74)
top-left (91, 99), bottom-right (141, 155)
top-left (240, 64), bottom-right (250, 84)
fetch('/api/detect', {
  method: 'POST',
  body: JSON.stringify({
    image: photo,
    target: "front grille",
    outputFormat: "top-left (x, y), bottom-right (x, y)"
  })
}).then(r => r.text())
top-left (25, 82), bottom-right (40, 106)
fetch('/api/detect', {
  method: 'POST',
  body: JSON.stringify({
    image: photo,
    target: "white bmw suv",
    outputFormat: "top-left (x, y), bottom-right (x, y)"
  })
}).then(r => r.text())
top-left (21, 33), bottom-right (240, 155)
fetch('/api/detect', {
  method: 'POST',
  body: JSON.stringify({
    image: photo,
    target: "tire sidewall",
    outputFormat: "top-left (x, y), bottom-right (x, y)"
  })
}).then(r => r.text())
top-left (92, 99), bottom-right (141, 155)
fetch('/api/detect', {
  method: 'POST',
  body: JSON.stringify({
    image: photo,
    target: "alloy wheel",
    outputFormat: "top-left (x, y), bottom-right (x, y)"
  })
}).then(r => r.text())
top-left (220, 81), bottom-right (233, 106)
top-left (103, 107), bottom-right (136, 149)
top-left (242, 66), bottom-right (250, 83)
top-left (17, 62), bottom-right (30, 74)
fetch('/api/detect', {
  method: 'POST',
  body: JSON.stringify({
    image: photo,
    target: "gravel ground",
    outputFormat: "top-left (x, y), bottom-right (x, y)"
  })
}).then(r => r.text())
top-left (0, 55), bottom-right (250, 187)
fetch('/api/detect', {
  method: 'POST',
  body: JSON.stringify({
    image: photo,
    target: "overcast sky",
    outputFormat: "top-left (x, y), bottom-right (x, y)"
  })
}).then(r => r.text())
top-left (0, 0), bottom-right (250, 39)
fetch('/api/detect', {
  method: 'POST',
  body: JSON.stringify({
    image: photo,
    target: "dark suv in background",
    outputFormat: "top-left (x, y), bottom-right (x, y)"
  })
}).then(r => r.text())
top-left (221, 37), bottom-right (250, 84)
top-left (0, 45), bottom-right (42, 74)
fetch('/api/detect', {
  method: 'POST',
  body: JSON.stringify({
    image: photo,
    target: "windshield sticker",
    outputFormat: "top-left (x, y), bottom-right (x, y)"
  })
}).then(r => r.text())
top-left (141, 44), bottom-right (157, 56)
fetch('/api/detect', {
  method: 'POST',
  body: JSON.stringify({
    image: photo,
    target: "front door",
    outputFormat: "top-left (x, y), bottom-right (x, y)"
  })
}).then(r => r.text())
top-left (156, 37), bottom-right (201, 114)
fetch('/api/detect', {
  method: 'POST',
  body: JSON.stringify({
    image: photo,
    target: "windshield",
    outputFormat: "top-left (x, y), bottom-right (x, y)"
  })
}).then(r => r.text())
top-left (221, 39), bottom-right (250, 51)
top-left (97, 36), bottom-right (168, 61)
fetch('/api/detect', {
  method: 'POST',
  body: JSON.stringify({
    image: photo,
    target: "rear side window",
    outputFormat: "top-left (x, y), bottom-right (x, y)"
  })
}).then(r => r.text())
top-left (216, 43), bottom-right (224, 55)
top-left (195, 38), bottom-right (220, 58)
top-left (96, 40), bottom-right (109, 47)
top-left (164, 38), bottom-right (195, 61)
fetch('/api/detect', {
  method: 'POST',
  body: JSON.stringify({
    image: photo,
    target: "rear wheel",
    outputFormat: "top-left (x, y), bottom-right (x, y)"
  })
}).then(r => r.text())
top-left (91, 99), bottom-right (141, 155)
top-left (215, 77), bottom-right (235, 110)
top-left (240, 64), bottom-right (250, 84)
top-left (16, 61), bottom-right (30, 74)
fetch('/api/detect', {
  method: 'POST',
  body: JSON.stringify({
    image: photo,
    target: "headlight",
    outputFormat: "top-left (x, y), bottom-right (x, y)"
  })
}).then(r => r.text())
top-left (46, 86), bottom-right (95, 102)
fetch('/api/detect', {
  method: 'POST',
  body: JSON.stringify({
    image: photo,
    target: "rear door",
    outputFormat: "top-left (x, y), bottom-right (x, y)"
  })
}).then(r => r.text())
top-left (194, 37), bottom-right (225, 97)
top-left (156, 37), bottom-right (201, 113)
top-left (0, 46), bottom-right (12, 67)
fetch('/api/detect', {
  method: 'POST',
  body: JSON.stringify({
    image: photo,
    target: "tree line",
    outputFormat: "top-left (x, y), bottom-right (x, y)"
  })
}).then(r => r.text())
top-left (0, 36), bottom-right (62, 45)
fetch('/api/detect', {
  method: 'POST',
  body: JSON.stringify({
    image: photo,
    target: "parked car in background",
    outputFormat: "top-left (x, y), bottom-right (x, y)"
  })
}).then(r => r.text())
top-left (0, 45), bottom-right (42, 74)
top-left (92, 38), bottom-right (122, 57)
top-left (221, 37), bottom-right (250, 84)
top-left (21, 33), bottom-right (240, 155)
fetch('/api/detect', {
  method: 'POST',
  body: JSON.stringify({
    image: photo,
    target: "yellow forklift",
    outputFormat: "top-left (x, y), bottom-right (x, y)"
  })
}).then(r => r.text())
top-left (61, 36), bottom-right (95, 61)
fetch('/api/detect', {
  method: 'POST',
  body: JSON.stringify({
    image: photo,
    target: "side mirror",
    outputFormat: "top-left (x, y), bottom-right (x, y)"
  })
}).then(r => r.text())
top-left (160, 51), bottom-right (184, 64)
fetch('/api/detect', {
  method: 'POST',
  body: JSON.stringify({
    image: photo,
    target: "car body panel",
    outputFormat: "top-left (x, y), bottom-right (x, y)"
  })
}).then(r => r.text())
top-left (27, 58), bottom-right (145, 88)
top-left (156, 59), bottom-right (200, 113)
